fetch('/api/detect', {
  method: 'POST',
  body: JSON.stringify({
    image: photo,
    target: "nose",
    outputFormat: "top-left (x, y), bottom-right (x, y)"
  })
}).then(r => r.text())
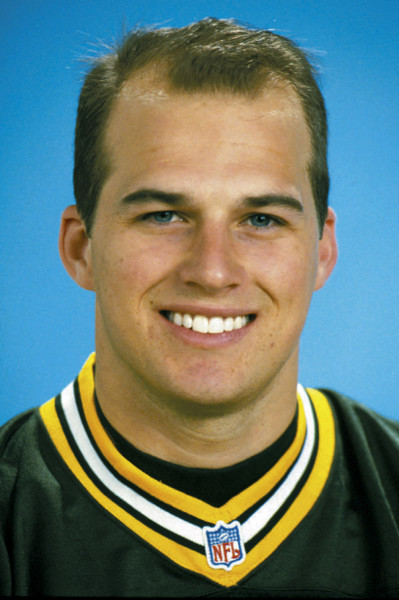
top-left (177, 221), bottom-right (245, 293)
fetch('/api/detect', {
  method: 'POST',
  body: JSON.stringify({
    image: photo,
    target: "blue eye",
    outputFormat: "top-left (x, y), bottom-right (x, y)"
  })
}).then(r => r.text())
top-left (247, 214), bottom-right (275, 227)
top-left (137, 210), bottom-right (185, 226)
top-left (150, 211), bottom-right (177, 223)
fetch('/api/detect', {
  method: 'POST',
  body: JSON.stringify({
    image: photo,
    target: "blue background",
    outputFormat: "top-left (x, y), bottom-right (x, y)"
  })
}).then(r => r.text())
top-left (1, 0), bottom-right (398, 423)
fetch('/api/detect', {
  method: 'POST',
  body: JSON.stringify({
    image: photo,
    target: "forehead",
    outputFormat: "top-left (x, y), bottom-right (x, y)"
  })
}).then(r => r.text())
top-left (102, 77), bottom-right (312, 200)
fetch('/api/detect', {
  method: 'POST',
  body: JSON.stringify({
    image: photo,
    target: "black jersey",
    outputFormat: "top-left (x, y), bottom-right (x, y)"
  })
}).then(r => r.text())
top-left (1, 354), bottom-right (399, 597)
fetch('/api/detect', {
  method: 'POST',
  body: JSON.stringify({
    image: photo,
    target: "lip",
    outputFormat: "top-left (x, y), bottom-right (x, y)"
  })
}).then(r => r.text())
top-left (158, 307), bottom-right (256, 349)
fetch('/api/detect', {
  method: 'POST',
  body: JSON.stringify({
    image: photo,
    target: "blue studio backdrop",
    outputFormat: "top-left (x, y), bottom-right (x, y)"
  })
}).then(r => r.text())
top-left (1, 0), bottom-right (398, 423)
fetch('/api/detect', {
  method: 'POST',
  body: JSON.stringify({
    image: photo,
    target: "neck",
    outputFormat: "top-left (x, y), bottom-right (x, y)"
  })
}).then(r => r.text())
top-left (94, 349), bottom-right (299, 469)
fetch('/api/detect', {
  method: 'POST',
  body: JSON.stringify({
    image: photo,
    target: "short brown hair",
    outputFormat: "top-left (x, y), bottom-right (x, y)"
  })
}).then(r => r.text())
top-left (74, 17), bottom-right (329, 236)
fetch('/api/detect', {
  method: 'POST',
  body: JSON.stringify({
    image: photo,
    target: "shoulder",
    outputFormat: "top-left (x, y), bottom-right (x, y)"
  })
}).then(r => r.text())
top-left (314, 388), bottom-right (399, 498)
top-left (318, 388), bottom-right (399, 444)
top-left (0, 408), bottom-right (39, 459)
top-left (0, 408), bottom-right (44, 506)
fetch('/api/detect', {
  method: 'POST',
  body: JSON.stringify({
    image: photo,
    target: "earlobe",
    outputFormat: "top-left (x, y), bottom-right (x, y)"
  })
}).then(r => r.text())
top-left (314, 207), bottom-right (338, 291)
top-left (59, 205), bottom-right (95, 291)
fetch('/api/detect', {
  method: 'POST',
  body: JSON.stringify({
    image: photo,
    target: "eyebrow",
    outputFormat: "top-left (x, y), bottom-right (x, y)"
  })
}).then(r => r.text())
top-left (243, 195), bottom-right (304, 213)
top-left (119, 188), bottom-right (304, 213)
top-left (120, 189), bottom-right (186, 207)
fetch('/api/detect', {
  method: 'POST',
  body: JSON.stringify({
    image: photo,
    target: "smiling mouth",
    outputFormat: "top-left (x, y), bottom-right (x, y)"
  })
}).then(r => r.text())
top-left (161, 311), bottom-right (256, 334)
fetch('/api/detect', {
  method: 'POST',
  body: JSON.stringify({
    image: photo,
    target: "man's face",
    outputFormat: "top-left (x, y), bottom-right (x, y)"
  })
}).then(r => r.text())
top-left (86, 83), bottom-right (335, 410)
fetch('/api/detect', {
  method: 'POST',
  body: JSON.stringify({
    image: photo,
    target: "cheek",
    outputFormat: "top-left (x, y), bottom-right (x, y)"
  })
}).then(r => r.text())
top-left (92, 236), bottom-right (180, 300)
top-left (281, 255), bottom-right (317, 294)
top-left (253, 240), bottom-right (318, 299)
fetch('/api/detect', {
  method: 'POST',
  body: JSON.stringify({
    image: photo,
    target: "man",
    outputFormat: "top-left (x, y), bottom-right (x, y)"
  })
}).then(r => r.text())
top-left (1, 17), bottom-right (398, 597)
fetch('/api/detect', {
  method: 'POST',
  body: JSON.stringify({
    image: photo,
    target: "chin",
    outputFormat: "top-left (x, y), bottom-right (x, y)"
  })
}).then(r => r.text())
top-left (158, 374), bottom-right (261, 414)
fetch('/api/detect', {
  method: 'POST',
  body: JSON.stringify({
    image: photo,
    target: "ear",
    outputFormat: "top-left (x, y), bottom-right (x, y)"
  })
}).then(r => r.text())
top-left (59, 205), bottom-right (95, 291)
top-left (314, 207), bottom-right (338, 291)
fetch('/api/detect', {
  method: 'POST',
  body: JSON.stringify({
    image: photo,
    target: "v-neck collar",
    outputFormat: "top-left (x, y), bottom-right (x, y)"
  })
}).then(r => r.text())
top-left (94, 387), bottom-right (299, 507)
top-left (40, 353), bottom-right (335, 587)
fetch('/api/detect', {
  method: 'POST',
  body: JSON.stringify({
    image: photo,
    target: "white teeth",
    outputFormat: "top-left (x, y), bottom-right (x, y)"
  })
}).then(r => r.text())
top-left (167, 312), bottom-right (250, 333)
top-left (224, 317), bottom-right (234, 332)
top-left (234, 316), bottom-right (243, 330)
top-left (182, 314), bottom-right (193, 328)
top-left (173, 312), bottom-right (183, 326)
top-left (192, 315), bottom-right (208, 333)
top-left (208, 317), bottom-right (224, 334)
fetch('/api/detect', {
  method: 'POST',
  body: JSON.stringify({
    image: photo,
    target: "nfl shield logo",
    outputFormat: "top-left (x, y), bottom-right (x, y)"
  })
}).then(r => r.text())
top-left (203, 520), bottom-right (246, 570)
